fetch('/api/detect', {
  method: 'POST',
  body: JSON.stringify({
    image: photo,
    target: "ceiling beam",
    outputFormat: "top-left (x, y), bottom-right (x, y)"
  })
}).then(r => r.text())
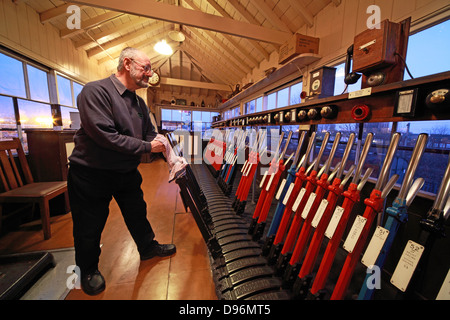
top-left (86, 21), bottom-right (164, 58)
top-left (185, 27), bottom-right (246, 79)
top-left (184, 0), bottom-right (258, 67)
top-left (204, 0), bottom-right (270, 60)
top-left (68, 0), bottom-right (290, 44)
top-left (40, 3), bottom-right (86, 24)
top-left (248, 0), bottom-right (293, 33)
top-left (61, 11), bottom-right (123, 38)
top-left (186, 27), bottom-right (252, 74)
top-left (74, 16), bottom-right (149, 49)
top-left (227, 0), bottom-right (280, 50)
top-left (160, 77), bottom-right (230, 92)
top-left (287, 0), bottom-right (314, 28)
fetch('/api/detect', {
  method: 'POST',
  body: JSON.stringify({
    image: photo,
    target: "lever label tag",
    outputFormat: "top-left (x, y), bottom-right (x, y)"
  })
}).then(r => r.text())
top-left (282, 183), bottom-right (295, 205)
top-left (311, 199), bottom-right (329, 228)
top-left (325, 206), bottom-right (344, 239)
top-left (276, 179), bottom-right (287, 200)
top-left (391, 240), bottom-right (424, 292)
top-left (343, 215), bottom-right (367, 253)
top-left (361, 226), bottom-right (390, 267)
top-left (301, 192), bottom-right (317, 219)
top-left (292, 188), bottom-right (306, 212)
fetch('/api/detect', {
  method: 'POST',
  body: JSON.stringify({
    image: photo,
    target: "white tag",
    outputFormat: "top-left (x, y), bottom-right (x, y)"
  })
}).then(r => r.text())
top-left (241, 160), bottom-right (248, 173)
top-left (349, 87), bottom-right (372, 99)
top-left (301, 193), bottom-right (317, 219)
top-left (437, 268), bottom-right (450, 300)
top-left (390, 240), bottom-right (424, 292)
top-left (282, 183), bottom-right (295, 205)
top-left (259, 171), bottom-right (268, 188)
top-left (245, 162), bottom-right (253, 176)
top-left (266, 173), bottom-right (275, 191)
top-left (275, 179), bottom-right (287, 200)
top-left (343, 215), bottom-right (367, 253)
top-left (311, 199), bottom-right (329, 228)
top-left (361, 226), bottom-right (390, 267)
top-left (325, 206), bottom-right (344, 239)
top-left (292, 188), bottom-right (306, 212)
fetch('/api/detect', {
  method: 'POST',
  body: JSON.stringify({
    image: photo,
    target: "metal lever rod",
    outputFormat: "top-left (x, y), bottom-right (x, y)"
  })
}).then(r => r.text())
top-left (397, 133), bottom-right (428, 200)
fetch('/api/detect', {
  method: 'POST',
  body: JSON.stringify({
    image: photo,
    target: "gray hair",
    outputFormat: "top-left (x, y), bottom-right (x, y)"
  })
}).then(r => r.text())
top-left (117, 47), bottom-right (140, 71)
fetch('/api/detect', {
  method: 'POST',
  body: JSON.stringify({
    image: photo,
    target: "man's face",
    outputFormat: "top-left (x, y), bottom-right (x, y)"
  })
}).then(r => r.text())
top-left (129, 54), bottom-right (152, 89)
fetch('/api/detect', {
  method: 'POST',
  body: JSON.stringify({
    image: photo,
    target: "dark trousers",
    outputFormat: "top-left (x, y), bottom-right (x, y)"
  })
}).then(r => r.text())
top-left (67, 163), bottom-right (155, 273)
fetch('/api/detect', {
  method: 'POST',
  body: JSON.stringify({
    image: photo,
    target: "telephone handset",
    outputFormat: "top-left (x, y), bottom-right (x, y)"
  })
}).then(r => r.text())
top-left (344, 44), bottom-right (361, 85)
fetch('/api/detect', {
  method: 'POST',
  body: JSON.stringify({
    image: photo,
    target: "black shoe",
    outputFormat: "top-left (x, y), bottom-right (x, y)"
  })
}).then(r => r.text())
top-left (140, 240), bottom-right (176, 260)
top-left (81, 269), bottom-right (105, 296)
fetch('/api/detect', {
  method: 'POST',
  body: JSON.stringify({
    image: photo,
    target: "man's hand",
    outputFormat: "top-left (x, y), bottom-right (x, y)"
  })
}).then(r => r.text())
top-left (150, 140), bottom-right (166, 153)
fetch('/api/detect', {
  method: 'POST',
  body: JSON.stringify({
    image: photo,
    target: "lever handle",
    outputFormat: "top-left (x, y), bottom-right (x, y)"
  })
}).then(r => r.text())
top-left (405, 178), bottom-right (425, 207)
top-left (381, 174), bottom-right (400, 199)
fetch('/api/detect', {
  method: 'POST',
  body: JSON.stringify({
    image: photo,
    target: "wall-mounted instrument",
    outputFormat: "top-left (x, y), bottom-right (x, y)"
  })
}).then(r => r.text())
top-left (345, 18), bottom-right (411, 88)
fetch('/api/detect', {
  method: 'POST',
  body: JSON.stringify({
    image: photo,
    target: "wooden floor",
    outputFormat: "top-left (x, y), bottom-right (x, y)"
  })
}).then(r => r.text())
top-left (0, 159), bottom-right (218, 300)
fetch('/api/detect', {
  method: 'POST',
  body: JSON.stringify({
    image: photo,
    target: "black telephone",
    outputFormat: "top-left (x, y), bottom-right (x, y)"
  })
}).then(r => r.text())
top-left (344, 44), bottom-right (361, 85)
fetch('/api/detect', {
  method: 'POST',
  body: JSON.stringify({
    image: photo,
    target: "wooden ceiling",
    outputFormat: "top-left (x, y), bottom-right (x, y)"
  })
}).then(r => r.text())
top-left (23, 0), bottom-right (335, 102)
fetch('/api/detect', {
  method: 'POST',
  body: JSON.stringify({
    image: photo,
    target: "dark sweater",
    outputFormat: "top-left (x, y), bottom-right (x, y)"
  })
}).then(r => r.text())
top-left (68, 75), bottom-right (157, 172)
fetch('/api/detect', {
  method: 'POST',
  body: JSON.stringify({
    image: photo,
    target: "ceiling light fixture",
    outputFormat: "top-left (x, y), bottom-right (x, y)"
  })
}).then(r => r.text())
top-left (154, 39), bottom-right (173, 55)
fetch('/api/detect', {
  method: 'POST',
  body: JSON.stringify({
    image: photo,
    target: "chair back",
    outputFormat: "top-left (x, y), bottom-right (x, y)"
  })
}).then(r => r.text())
top-left (0, 138), bottom-right (34, 191)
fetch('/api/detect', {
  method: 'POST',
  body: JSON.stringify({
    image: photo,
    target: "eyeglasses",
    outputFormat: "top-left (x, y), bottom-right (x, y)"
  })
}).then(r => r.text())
top-left (130, 58), bottom-right (153, 75)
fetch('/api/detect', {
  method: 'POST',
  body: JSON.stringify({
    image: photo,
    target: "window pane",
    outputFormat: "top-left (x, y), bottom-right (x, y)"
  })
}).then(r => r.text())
top-left (317, 123), bottom-right (359, 171)
top-left (27, 65), bottom-right (50, 103)
top-left (171, 109), bottom-right (181, 121)
top-left (363, 122), bottom-right (393, 179)
top-left (61, 106), bottom-right (79, 129)
top-left (277, 87), bottom-right (289, 108)
top-left (192, 111), bottom-right (202, 121)
top-left (267, 92), bottom-right (276, 110)
top-left (334, 62), bottom-right (362, 95)
top-left (73, 82), bottom-right (83, 106)
top-left (18, 99), bottom-right (53, 128)
top-left (181, 110), bottom-right (191, 123)
top-left (404, 19), bottom-right (450, 80)
top-left (0, 95), bottom-right (16, 129)
top-left (57, 75), bottom-right (73, 106)
top-left (396, 120), bottom-right (450, 194)
top-left (161, 109), bottom-right (171, 121)
top-left (202, 111), bottom-right (211, 122)
top-left (245, 100), bottom-right (256, 114)
top-left (0, 52), bottom-right (26, 98)
top-left (256, 97), bottom-right (263, 112)
top-left (290, 82), bottom-right (303, 105)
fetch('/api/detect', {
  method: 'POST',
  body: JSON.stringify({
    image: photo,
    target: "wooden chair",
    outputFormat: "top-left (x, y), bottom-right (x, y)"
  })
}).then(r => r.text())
top-left (0, 138), bottom-right (69, 239)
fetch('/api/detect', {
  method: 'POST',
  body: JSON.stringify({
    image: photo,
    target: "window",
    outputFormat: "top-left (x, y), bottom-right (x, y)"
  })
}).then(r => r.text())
top-left (61, 106), bottom-right (79, 129)
top-left (256, 97), bottom-right (263, 112)
top-left (267, 92), bottom-right (276, 110)
top-left (277, 87), bottom-right (289, 108)
top-left (0, 95), bottom-right (16, 130)
top-left (161, 108), bottom-right (217, 133)
top-left (0, 52), bottom-right (26, 98)
top-left (27, 65), bottom-right (50, 103)
top-left (316, 123), bottom-right (360, 172)
top-left (333, 62), bottom-right (362, 95)
top-left (245, 100), bottom-right (256, 114)
top-left (290, 82), bottom-right (303, 105)
top-left (17, 99), bottom-right (53, 129)
top-left (395, 120), bottom-right (450, 194)
top-left (404, 19), bottom-right (450, 80)
top-left (57, 75), bottom-right (73, 107)
top-left (73, 82), bottom-right (83, 106)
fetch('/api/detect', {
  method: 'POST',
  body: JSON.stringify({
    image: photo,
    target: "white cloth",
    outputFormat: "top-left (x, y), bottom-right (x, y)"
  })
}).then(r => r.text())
top-left (154, 134), bottom-right (188, 182)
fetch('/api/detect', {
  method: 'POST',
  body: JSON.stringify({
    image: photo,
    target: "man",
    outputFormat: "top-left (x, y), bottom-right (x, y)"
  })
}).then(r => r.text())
top-left (68, 47), bottom-right (176, 296)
